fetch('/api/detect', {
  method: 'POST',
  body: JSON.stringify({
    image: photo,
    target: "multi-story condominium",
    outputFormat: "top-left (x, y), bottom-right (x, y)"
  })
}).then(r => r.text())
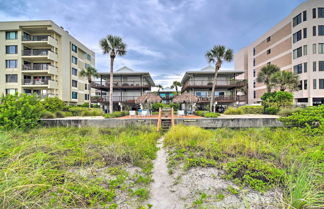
top-left (0, 20), bottom-right (95, 104)
top-left (235, 0), bottom-right (324, 106)
top-left (91, 66), bottom-right (155, 111)
top-left (181, 66), bottom-right (246, 110)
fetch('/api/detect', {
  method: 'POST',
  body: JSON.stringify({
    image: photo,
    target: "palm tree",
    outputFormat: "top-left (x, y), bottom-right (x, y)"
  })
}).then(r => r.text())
top-left (100, 35), bottom-right (127, 113)
top-left (156, 85), bottom-right (163, 93)
top-left (271, 70), bottom-right (299, 92)
top-left (206, 45), bottom-right (233, 112)
top-left (170, 81), bottom-right (181, 94)
top-left (80, 66), bottom-right (99, 108)
top-left (257, 64), bottom-right (280, 93)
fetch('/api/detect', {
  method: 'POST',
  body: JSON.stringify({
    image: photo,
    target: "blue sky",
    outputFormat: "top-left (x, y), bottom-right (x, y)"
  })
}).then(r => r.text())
top-left (0, 0), bottom-right (305, 86)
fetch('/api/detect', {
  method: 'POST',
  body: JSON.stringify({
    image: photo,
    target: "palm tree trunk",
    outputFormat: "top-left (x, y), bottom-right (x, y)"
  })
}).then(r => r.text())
top-left (88, 79), bottom-right (91, 108)
top-left (209, 64), bottom-right (219, 112)
top-left (109, 57), bottom-right (114, 113)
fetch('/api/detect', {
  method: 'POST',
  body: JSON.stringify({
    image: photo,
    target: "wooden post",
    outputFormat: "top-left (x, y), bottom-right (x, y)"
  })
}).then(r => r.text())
top-left (171, 107), bottom-right (175, 127)
top-left (157, 107), bottom-right (162, 131)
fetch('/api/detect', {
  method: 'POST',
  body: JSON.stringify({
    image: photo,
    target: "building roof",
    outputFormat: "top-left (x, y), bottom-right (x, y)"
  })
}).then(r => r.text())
top-left (181, 66), bottom-right (244, 84)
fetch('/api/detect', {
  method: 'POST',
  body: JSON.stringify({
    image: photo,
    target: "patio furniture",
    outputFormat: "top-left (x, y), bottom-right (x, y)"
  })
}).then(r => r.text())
top-left (129, 110), bottom-right (136, 117)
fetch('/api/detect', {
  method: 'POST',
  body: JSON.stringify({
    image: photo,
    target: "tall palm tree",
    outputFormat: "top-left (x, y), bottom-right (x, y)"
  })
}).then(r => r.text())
top-left (170, 81), bottom-right (181, 94)
top-left (206, 45), bottom-right (233, 112)
top-left (257, 64), bottom-right (280, 93)
top-left (80, 66), bottom-right (99, 108)
top-left (271, 70), bottom-right (299, 92)
top-left (100, 35), bottom-right (127, 113)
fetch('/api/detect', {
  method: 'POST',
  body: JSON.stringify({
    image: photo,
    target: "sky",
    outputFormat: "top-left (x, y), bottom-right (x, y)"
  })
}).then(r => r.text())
top-left (0, 0), bottom-right (306, 87)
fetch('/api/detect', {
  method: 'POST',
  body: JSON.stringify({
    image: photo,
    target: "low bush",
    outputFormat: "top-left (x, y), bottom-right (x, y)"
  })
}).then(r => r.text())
top-left (277, 108), bottom-right (302, 117)
top-left (261, 91), bottom-right (293, 114)
top-left (63, 111), bottom-right (73, 117)
top-left (42, 97), bottom-right (66, 112)
top-left (67, 107), bottom-right (102, 116)
top-left (194, 111), bottom-right (220, 118)
top-left (224, 107), bottom-right (243, 115)
top-left (80, 109), bottom-right (103, 116)
top-left (41, 111), bottom-right (55, 119)
top-left (264, 106), bottom-right (279, 115)
top-left (151, 102), bottom-right (180, 111)
top-left (239, 106), bottom-right (264, 114)
top-left (55, 111), bottom-right (65, 118)
top-left (104, 111), bottom-right (128, 118)
top-left (0, 94), bottom-right (44, 130)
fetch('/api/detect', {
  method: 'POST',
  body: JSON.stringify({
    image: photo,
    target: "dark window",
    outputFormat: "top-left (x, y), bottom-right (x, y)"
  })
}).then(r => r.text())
top-left (319, 43), bottom-right (324, 54)
top-left (5, 45), bottom-right (17, 54)
top-left (253, 48), bottom-right (256, 56)
top-left (85, 94), bottom-right (89, 100)
top-left (253, 91), bottom-right (256, 99)
top-left (5, 74), bottom-right (17, 83)
top-left (72, 80), bottom-right (78, 87)
top-left (253, 69), bottom-right (256, 77)
top-left (304, 62), bottom-right (307, 73)
top-left (85, 84), bottom-right (88, 90)
top-left (298, 80), bottom-right (302, 90)
top-left (313, 26), bottom-right (317, 36)
top-left (267, 49), bottom-right (271, 54)
top-left (313, 8), bottom-right (317, 18)
top-left (304, 80), bottom-right (307, 90)
top-left (293, 47), bottom-right (302, 59)
top-left (5, 60), bottom-right (17, 68)
top-left (293, 13), bottom-right (302, 27)
top-left (320, 79), bottom-right (324, 89)
top-left (318, 8), bottom-right (324, 18)
top-left (5, 88), bottom-right (17, 95)
top-left (294, 64), bottom-right (303, 74)
top-left (303, 45), bottom-right (307, 55)
top-left (313, 79), bottom-right (317, 89)
top-left (297, 98), bottom-right (308, 103)
top-left (72, 56), bottom-right (77, 64)
top-left (72, 44), bottom-right (78, 53)
top-left (253, 81), bottom-right (256, 88)
top-left (293, 30), bottom-right (302, 43)
top-left (313, 61), bottom-right (317, 71)
top-left (86, 54), bottom-right (91, 61)
top-left (303, 28), bottom-right (307, 38)
top-left (319, 61), bottom-right (324, 71)
top-left (303, 10), bottom-right (307, 21)
top-left (253, 58), bottom-right (256, 66)
top-left (5, 31), bottom-right (17, 40)
top-left (266, 36), bottom-right (271, 42)
top-left (72, 68), bottom-right (78, 76)
top-left (318, 25), bottom-right (324, 35)
top-left (72, 92), bottom-right (78, 99)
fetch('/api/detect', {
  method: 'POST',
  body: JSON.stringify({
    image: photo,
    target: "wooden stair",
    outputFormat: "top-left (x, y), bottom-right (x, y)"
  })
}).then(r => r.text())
top-left (157, 108), bottom-right (175, 131)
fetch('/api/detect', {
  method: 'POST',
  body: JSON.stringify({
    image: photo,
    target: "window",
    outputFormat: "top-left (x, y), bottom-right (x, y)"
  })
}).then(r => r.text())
top-left (253, 58), bottom-right (256, 66)
top-left (313, 26), bottom-right (317, 36)
top-left (85, 84), bottom-right (88, 90)
top-left (319, 61), bottom-right (324, 71)
top-left (72, 92), bottom-right (78, 99)
top-left (294, 64), bottom-right (303, 74)
top-left (253, 91), bottom-right (256, 99)
top-left (5, 45), bottom-right (17, 54)
top-left (253, 81), bottom-right (256, 88)
top-left (303, 10), bottom-right (307, 21)
top-left (86, 54), bottom-right (91, 61)
top-left (85, 94), bottom-right (89, 100)
top-left (319, 25), bottom-right (324, 36)
top-left (5, 74), bottom-right (17, 83)
top-left (313, 43), bottom-right (317, 54)
top-left (293, 47), bottom-right (302, 59)
top-left (5, 31), bottom-right (17, 40)
top-left (5, 88), bottom-right (17, 95)
top-left (304, 80), bottom-right (307, 90)
top-left (303, 28), bottom-right (307, 38)
top-left (313, 79), bottom-right (317, 89)
top-left (72, 56), bottom-right (77, 64)
top-left (303, 45), bottom-right (307, 55)
top-left (266, 49), bottom-right (271, 54)
top-left (253, 69), bottom-right (256, 77)
top-left (298, 80), bottom-right (302, 90)
top-left (253, 48), bottom-right (256, 56)
top-left (266, 36), bottom-right (271, 42)
top-left (304, 63), bottom-right (307, 73)
top-left (195, 91), bottom-right (208, 97)
top-left (318, 8), bottom-right (324, 18)
top-left (72, 68), bottom-right (78, 76)
top-left (293, 30), bottom-right (302, 43)
top-left (293, 13), bottom-right (302, 27)
top-left (320, 79), bottom-right (324, 89)
top-left (313, 61), bottom-right (317, 72)
top-left (72, 44), bottom-right (78, 53)
top-left (72, 80), bottom-right (78, 87)
top-left (313, 8), bottom-right (317, 18)
top-left (267, 62), bottom-right (271, 65)
top-left (319, 43), bottom-right (324, 54)
top-left (85, 63), bottom-right (90, 69)
top-left (5, 60), bottom-right (17, 68)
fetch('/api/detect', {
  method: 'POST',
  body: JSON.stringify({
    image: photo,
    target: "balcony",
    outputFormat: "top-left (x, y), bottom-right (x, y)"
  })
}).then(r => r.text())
top-left (22, 35), bottom-right (58, 48)
top-left (22, 49), bottom-right (58, 62)
top-left (22, 64), bottom-right (58, 75)
top-left (91, 96), bottom-right (138, 103)
top-left (22, 79), bottom-right (57, 89)
top-left (91, 81), bottom-right (151, 90)
top-left (182, 79), bottom-right (245, 91)
top-left (197, 95), bottom-right (247, 103)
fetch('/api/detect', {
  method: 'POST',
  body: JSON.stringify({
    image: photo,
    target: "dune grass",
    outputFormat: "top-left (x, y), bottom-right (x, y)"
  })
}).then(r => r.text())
top-left (0, 126), bottom-right (161, 208)
top-left (164, 125), bottom-right (323, 208)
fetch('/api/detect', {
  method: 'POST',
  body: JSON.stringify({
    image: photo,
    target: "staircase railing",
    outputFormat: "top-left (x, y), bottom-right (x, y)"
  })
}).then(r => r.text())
top-left (157, 107), bottom-right (162, 131)
top-left (171, 107), bottom-right (175, 127)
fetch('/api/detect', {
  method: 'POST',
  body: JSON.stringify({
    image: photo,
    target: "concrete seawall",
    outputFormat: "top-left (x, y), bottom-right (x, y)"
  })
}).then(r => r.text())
top-left (41, 117), bottom-right (283, 128)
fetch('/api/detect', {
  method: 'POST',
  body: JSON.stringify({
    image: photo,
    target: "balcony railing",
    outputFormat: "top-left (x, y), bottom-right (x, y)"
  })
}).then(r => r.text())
top-left (91, 96), bottom-right (138, 103)
top-left (22, 35), bottom-right (49, 41)
top-left (182, 79), bottom-right (244, 90)
top-left (197, 95), bottom-right (247, 103)
top-left (22, 49), bottom-right (50, 56)
top-left (22, 79), bottom-right (50, 85)
top-left (91, 81), bottom-right (150, 88)
top-left (23, 63), bottom-right (50, 70)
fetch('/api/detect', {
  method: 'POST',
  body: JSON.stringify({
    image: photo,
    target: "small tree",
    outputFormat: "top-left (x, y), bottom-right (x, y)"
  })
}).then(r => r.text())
top-left (271, 70), bottom-right (299, 92)
top-left (80, 66), bottom-right (99, 108)
top-left (171, 81), bottom-right (181, 94)
top-left (42, 97), bottom-right (66, 112)
top-left (257, 64), bottom-right (280, 93)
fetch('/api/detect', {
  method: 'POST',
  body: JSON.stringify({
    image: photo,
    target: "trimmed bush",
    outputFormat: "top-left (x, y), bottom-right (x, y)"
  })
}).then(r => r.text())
top-left (239, 106), bottom-right (264, 114)
top-left (41, 111), bottom-right (55, 119)
top-left (224, 107), bottom-right (243, 115)
top-left (55, 111), bottom-right (65, 118)
top-left (104, 111), bottom-right (128, 118)
top-left (0, 94), bottom-right (44, 130)
top-left (277, 108), bottom-right (302, 117)
top-left (194, 111), bottom-right (220, 118)
top-left (261, 91), bottom-right (293, 112)
top-left (42, 97), bottom-right (66, 112)
top-left (265, 106), bottom-right (279, 115)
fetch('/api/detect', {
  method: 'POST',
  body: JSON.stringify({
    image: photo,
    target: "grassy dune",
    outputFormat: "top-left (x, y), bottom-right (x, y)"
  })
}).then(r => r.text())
top-left (0, 126), bottom-right (160, 208)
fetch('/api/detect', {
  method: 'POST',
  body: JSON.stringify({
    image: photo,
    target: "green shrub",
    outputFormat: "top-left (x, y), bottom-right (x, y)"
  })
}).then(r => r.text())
top-left (264, 106), bottom-right (279, 115)
top-left (224, 107), bottom-right (243, 115)
top-left (55, 111), bottom-right (65, 118)
top-left (0, 94), bottom-right (44, 130)
top-left (277, 108), bottom-right (302, 117)
top-left (239, 106), bottom-right (264, 114)
top-left (194, 111), bottom-right (205, 116)
top-left (104, 111), bottom-right (128, 118)
top-left (67, 107), bottom-right (102, 116)
top-left (80, 109), bottom-right (103, 116)
top-left (67, 106), bottom-right (86, 116)
top-left (151, 103), bottom-right (166, 111)
top-left (42, 97), bottom-right (66, 112)
top-left (204, 112), bottom-right (220, 118)
top-left (261, 91), bottom-right (293, 112)
top-left (63, 111), bottom-right (73, 117)
top-left (224, 157), bottom-right (285, 191)
top-left (41, 111), bottom-right (55, 119)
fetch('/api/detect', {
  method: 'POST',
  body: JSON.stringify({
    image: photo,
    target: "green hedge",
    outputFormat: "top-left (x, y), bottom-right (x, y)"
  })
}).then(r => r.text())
top-left (239, 106), bottom-right (264, 114)
top-left (104, 111), bottom-right (128, 118)
top-left (224, 107), bottom-right (243, 115)
top-left (195, 111), bottom-right (220, 118)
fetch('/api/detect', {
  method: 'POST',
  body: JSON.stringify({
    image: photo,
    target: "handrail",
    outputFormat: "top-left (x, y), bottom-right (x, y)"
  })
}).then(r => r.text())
top-left (157, 107), bottom-right (162, 131)
top-left (171, 107), bottom-right (175, 127)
